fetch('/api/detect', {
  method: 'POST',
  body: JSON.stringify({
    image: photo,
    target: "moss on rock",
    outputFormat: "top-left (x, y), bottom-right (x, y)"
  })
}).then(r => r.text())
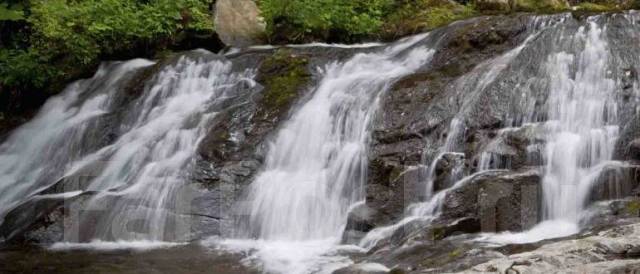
top-left (256, 49), bottom-right (311, 119)
top-left (382, 0), bottom-right (478, 39)
top-left (626, 200), bottom-right (640, 216)
top-left (512, 0), bottom-right (569, 12)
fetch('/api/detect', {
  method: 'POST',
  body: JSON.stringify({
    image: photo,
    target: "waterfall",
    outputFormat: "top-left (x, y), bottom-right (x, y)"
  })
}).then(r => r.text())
top-left (362, 13), bottom-right (640, 247)
top-left (242, 39), bottom-right (434, 241)
top-left (213, 34), bottom-right (435, 274)
top-left (0, 54), bottom-right (257, 242)
top-left (0, 59), bottom-right (155, 224)
top-left (541, 20), bottom-right (618, 222)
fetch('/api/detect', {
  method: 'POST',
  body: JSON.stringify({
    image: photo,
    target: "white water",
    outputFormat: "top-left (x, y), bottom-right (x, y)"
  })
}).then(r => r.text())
top-left (476, 219), bottom-right (579, 245)
top-left (0, 59), bottom-right (154, 223)
top-left (1, 12), bottom-right (638, 274)
top-left (358, 15), bottom-right (632, 248)
top-left (77, 56), bottom-right (256, 241)
top-left (212, 34), bottom-right (435, 274)
top-left (481, 20), bottom-right (623, 244)
top-left (540, 21), bottom-right (618, 222)
top-left (406, 32), bottom-right (536, 219)
top-left (0, 54), bottom-right (257, 242)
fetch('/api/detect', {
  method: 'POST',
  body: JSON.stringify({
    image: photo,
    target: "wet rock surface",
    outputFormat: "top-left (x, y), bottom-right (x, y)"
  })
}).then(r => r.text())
top-left (0, 46), bottom-right (362, 245)
top-left (0, 244), bottom-right (256, 274)
top-left (439, 170), bottom-right (542, 232)
top-left (366, 14), bottom-right (533, 227)
top-left (1, 10), bottom-right (640, 274)
top-left (463, 222), bottom-right (640, 273)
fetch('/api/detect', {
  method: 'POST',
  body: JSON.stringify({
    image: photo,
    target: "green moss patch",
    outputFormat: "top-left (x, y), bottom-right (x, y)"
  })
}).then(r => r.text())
top-left (382, 0), bottom-right (477, 39)
top-left (626, 200), bottom-right (640, 216)
top-left (257, 49), bottom-right (311, 117)
top-left (512, 0), bottom-right (568, 13)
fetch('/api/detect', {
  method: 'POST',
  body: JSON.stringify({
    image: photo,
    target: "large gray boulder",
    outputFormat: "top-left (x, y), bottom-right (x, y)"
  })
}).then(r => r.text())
top-left (440, 170), bottom-right (542, 233)
top-left (214, 0), bottom-right (266, 47)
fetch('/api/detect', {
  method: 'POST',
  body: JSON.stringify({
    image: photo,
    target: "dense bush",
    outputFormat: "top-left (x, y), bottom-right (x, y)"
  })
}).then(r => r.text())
top-left (382, 0), bottom-right (477, 39)
top-left (258, 0), bottom-right (394, 42)
top-left (0, 0), bottom-right (214, 94)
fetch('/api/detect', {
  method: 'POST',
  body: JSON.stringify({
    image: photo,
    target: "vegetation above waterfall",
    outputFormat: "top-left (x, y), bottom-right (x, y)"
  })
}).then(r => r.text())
top-left (0, 0), bottom-right (214, 99)
top-left (257, 0), bottom-right (640, 43)
top-left (1, 0), bottom-right (639, 128)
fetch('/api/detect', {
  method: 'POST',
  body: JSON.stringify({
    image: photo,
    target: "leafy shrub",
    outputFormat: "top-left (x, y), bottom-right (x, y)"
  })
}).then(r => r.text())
top-left (382, 0), bottom-right (477, 39)
top-left (512, 0), bottom-right (568, 12)
top-left (258, 0), bottom-right (393, 42)
top-left (0, 2), bottom-right (24, 21)
top-left (575, 2), bottom-right (616, 11)
top-left (0, 49), bottom-right (59, 89)
top-left (0, 0), bottom-right (214, 94)
top-left (28, 0), bottom-right (213, 65)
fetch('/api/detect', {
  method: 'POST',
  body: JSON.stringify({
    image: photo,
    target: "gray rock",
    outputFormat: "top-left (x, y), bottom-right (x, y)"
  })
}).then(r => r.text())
top-left (463, 223), bottom-right (640, 273)
top-left (588, 162), bottom-right (640, 204)
top-left (214, 0), bottom-right (266, 47)
top-left (630, 139), bottom-right (640, 161)
top-left (440, 170), bottom-right (542, 233)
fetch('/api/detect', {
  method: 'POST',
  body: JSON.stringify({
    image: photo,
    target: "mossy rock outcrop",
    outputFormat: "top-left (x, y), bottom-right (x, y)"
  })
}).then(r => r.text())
top-left (255, 49), bottom-right (311, 120)
top-left (474, 0), bottom-right (569, 12)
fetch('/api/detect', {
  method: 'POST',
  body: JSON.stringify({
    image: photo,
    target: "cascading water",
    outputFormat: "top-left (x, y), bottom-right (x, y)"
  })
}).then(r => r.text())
top-left (540, 21), bottom-right (618, 222)
top-left (0, 53), bottom-right (258, 242)
top-left (215, 34), bottom-right (435, 274)
top-left (77, 56), bottom-right (257, 241)
top-left (0, 59), bottom-right (155, 224)
top-left (481, 18), bottom-right (628, 243)
top-left (362, 13), bottom-right (640, 248)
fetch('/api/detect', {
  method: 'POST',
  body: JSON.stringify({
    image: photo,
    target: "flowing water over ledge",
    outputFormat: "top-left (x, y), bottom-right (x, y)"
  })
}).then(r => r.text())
top-left (1, 11), bottom-right (640, 274)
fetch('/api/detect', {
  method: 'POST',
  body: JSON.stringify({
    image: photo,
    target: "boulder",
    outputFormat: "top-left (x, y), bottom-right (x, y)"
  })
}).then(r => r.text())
top-left (466, 223), bottom-right (640, 273)
top-left (630, 139), bottom-right (640, 161)
top-left (588, 162), bottom-right (640, 204)
top-left (434, 153), bottom-right (466, 192)
top-left (332, 263), bottom-right (389, 274)
top-left (440, 170), bottom-right (542, 232)
top-left (214, 0), bottom-right (266, 47)
top-left (341, 203), bottom-right (377, 244)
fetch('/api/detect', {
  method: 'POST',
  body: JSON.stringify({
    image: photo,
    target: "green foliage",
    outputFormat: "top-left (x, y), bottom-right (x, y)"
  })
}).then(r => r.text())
top-left (258, 0), bottom-right (481, 42)
top-left (382, 0), bottom-right (477, 39)
top-left (0, 2), bottom-right (24, 21)
top-left (1, 0), bottom-right (214, 93)
top-left (575, 2), bottom-right (616, 11)
top-left (28, 0), bottom-right (213, 65)
top-left (258, 0), bottom-right (393, 42)
top-left (626, 200), bottom-right (640, 216)
top-left (259, 49), bottom-right (310, 113)
top-left (512, 0), bottom-right (568, 12)
top-left (0, 49), bottom-right (59, 89)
